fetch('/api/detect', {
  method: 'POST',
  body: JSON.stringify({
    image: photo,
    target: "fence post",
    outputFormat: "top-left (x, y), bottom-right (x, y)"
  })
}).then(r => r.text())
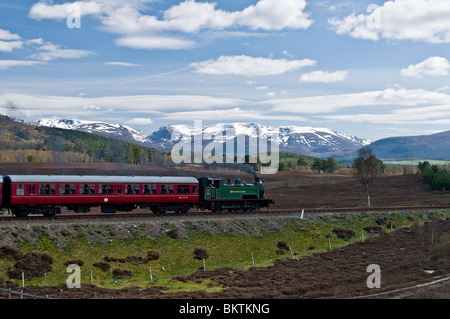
top-left (90, 269), bottom-right (93, 285)
top-left (149, 266), bottom-right (153, 281)
top-left (22, 272), bottom-right (25, 288)
top-left (202, 258), bottom-right (206, 270)
top-left (288, 246), bottom-right (294, 257)
top-left (251, 252), bottom-right (254, 265)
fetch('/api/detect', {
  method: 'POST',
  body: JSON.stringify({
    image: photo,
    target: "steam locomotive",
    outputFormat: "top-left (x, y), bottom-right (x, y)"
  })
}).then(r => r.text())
top-left (0, 175), bottom-right (273, 217)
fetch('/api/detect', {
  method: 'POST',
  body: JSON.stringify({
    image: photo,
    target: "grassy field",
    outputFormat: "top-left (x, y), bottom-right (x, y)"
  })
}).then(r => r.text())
top-left (1, 210), bottom-right (447, 293)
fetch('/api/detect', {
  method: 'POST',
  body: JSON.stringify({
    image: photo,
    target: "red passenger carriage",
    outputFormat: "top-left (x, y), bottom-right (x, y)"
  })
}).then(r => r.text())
top-left (3, 175), bottom-right (199, 217)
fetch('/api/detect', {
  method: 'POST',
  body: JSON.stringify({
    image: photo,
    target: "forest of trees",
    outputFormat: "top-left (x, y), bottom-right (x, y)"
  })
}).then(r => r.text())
top-left (0, 115), bottom-right (163, 164)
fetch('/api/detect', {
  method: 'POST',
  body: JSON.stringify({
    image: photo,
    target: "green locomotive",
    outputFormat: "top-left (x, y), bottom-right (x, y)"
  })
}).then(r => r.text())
top-left (197, 176), bottom-right (274, 213)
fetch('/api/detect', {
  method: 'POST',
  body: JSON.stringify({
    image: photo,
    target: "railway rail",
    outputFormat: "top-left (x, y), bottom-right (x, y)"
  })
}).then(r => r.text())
top-left (0, 205), bottom-right (449, 223)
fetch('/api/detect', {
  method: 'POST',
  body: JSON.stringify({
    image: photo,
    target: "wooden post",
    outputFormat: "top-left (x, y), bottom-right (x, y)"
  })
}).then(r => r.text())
top-left (362, 229), bottom-right (364, 241)
top-left (149, 266), bottom-right (153, 281)
top-left (90, 269), bottom-right (93, 284)
top-left (300, 209), bottom-right (304, 219)
top-left (251, 252), bottom-right (254, 265)
top-left (328, 236), bottom-right (331, 250)
top-left (202, 258), bottom-right (206, 270)
top-left (288, 246), bottom-right (294, 257)
top-left (22, 272), bottom-right (24, 288)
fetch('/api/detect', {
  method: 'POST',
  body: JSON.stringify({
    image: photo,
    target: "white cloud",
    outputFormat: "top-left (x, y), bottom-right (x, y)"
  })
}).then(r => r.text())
top-left (400, 57), bottom-right (450, 78)
top-left (29, 0), bottom-right (313, 50)
top-left (115, 36), bottom-right (196, 50)
top-left (0, 60), bottom-right (44, 70)
top-left (125, 118), bottom-right (153, 125)
top-left (104, 62), bottom-right (141, 67)
top-left (0, 28), bottom-right (23, 52)
top-left (190, 55), bottom-right (316, 77)
top-left (0, 40), bottom-right (23, 52)
top-left (299, 70), bottom-right (348, 83)
top-left (28, 1), bottom-right (103, 20)
top-left (0, 93), bottom-right (247, 118)
top-left (158, 107), bottom-right (308, 122)
top-left (28, 42), bottom-right (94, 61)
top-left (322, 105), bottom-right (450, 125)
top-left (0, 29), bottom-right (21, 40)
top-left (266, 88), bottom-right (450, 114)
top-left (329, 0), bottom-right (450, 43)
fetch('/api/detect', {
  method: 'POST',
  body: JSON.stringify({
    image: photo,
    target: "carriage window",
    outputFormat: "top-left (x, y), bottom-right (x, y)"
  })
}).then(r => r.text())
top-left (40, 184), bottom-right (56, 195)
top-left (80, 184), bottom-right (95, 195)
top-left (192, 186), bottom-right (197, 194)
top-left (126, 184), bottom-right (140, 195)
top-left (160, 184), bottom-right (173, 195)
top-left (60, 184), bottom-right (76, 195)
top-left (29, 185), bottom-right (35, 195)
top-left (16, 184), bottom-right (24, 196)
top-left (143, 184), bottom-right (157, 195)
top-left (100, 185), bottom-right (114, 195)
top-left (117, 186), bottom-right (122, 194)
top-left (177, 185), bottom-right (190, 195)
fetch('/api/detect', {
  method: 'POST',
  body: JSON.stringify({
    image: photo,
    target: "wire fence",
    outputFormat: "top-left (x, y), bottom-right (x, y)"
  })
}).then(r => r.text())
top-left (0, 287), bottom-right (58, 299)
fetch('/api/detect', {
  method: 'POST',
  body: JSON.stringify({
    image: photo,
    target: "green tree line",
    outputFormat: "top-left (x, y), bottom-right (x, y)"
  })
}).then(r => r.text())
top-left (418, 161), bottom-right (450, 191)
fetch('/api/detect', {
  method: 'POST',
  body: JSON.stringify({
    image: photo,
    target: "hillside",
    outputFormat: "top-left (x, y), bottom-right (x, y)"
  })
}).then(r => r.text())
top-left (368, 130), bottom-right (450, 161)
top-left (0, 115), bottom-right (161, 164)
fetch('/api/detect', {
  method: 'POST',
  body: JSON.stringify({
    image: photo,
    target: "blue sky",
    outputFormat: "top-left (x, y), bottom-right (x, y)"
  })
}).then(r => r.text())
top-left (1, 0), bottom-right (450, 140)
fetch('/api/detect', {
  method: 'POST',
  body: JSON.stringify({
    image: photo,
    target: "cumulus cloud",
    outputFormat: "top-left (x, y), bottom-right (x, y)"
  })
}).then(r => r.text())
top-left (329, 0), bottom-right (450, 43)
top-left (29, 0), bottom-right (313, 50)
top-left (190, 55), bottom-right (316, 77)
top-left (400, 57), bottom-right (450, 78)
top-left (299, 70), bottom-right (348, 83)
top-left (0, 28), bottom-right (23, 52)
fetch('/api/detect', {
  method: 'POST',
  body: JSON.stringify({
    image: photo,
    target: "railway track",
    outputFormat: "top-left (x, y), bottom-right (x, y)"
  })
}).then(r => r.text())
top-left (0, 205), bottom-right (449, 223)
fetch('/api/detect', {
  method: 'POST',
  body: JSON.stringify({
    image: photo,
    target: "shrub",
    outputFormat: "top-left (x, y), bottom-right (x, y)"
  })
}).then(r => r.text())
top-left (0, 245), bottom-right (23, 260)
top-left (113, 269), bottom-right (132, 279)
top-left (93, 262), bottom-right (111, 271)
top-left (277, 241), bottom-right (290, 251)
top-left (64, 259), bottom-right (84, 267)
top-left (147, 250), bottom-right (160, 261)
top-left (193, 248), bottom-right (209, 260)
top-left (7, 251), bottom-right (53, 279)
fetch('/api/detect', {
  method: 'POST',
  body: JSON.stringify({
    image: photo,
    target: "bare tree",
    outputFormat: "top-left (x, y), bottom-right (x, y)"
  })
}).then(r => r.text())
top-left (353, 148), bottom-right (386, 207)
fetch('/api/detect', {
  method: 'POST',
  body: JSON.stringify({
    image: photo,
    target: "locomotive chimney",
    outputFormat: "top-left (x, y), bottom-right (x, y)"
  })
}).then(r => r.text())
top-left (254, 175), bottom-right (264, 198)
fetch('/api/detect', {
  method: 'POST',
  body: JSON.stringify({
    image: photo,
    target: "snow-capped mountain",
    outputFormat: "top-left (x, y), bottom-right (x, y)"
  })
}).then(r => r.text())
top-left (35, 119), bottom-right (371, 158)
top-left (35, 119), bottom-right (148, 144)
top-left (147, 123), bottom-right (372, 158)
